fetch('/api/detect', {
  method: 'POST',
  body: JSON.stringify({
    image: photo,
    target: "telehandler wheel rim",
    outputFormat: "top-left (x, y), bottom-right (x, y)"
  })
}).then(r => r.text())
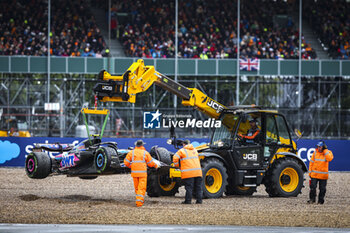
top-left (159, 176), bottom-right (176, 191)
top-left (279, 167), bottom-right (299, 192)
top-left (205, 168), bottom-right (222, 194)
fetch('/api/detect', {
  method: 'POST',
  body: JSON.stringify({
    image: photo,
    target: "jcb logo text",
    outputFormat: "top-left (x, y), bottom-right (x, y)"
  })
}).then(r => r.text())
top-left (243, 153), bottom-right (258, 161)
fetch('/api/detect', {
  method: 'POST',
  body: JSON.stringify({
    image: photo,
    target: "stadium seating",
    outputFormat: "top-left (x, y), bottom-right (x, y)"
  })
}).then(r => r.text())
top-left (116, 0), bottom-right (317, 59)
top-left (303, 0), bottom-right (350, 59)
top-left (2, 0), bottom-right (348, 60)
top-left (0, 0), bottom-right (108, 57)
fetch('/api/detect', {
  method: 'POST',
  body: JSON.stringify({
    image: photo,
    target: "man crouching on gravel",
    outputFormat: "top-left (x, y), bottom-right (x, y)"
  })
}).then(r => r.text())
top-left (173, 140), bottom-right (203, 204)
top-left (124, 140), bottom-right (160, 207)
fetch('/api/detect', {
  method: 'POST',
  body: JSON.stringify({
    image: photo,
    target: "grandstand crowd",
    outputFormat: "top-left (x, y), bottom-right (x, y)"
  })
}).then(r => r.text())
top-left (0, 0), bottom-right (348, 60)
top-left (304, 0), bottom-right (350, 60)
top-left (0, 0), bottom-right (108, 57)
top-left (117, 0), bottom-right (317, 59)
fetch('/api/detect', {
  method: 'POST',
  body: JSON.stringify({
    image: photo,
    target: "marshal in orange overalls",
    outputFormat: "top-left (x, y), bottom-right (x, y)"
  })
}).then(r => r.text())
top-left (308, 141), bottom-right (334, 204)
top-left (173, 142), bottom-right (203, 204)
top-left (124, 143), bottom-right (159, 207)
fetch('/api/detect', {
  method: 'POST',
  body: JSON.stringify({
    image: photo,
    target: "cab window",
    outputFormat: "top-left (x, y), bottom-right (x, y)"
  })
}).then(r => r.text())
top-left (211, 113), bottom-right (238, 148)
top-left (236, 113), bottom-right (262, 144)
top-left (266, 115), bottom-right (278, 143)
top-left (275, 115), bottom-right (291, 145)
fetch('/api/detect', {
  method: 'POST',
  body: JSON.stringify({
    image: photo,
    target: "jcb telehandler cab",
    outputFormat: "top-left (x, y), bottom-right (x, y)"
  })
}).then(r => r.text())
top-left (202, 107), bottom-right (306, 197)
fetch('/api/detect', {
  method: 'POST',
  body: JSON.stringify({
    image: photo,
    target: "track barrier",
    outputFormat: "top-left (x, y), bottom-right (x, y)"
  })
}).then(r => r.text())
top-left (0, 137), bottom-right (348, 171)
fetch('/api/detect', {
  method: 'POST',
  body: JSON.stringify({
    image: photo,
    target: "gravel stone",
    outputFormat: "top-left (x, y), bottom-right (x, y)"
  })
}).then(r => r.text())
top-left (0, 168), bottom-right (349, 227)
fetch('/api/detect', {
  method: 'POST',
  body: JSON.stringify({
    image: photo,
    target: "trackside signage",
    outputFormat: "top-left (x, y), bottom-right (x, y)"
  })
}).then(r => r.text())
top-left (0, 138), bottom-right (349, 171)
top-left (143, 110), bottom-right (221, 129)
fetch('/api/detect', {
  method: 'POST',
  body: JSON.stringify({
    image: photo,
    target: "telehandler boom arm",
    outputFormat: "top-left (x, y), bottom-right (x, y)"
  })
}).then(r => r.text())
top-left (93, 59), bottom-right (226, 119)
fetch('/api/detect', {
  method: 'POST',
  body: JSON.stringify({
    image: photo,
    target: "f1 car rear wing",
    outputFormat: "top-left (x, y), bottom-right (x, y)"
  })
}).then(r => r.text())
top-left (31, 143), bottom-right (74, 153)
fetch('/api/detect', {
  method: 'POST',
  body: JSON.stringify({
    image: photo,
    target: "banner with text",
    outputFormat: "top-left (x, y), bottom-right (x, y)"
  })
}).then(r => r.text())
top-left (0, 137), bottom-right (348, 171)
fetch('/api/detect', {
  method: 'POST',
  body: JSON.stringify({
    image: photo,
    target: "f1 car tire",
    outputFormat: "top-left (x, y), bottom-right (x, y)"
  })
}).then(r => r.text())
top-left (25, 152), bottom-right (51, 179)
top-left (150, 146), bottom-right (172, 165)
top-left (94, 147), bottom-right (112, 173)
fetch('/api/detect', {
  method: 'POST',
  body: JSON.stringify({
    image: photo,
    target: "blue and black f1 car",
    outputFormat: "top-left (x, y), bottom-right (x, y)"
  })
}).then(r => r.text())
top-left (25, 137), bottom-right (130, 179)
top-left (25, 108), bottom-right (131, 179)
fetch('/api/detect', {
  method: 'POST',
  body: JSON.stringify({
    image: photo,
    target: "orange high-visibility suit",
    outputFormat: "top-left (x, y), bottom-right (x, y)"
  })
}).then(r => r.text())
top-left (173, 143), bottom-right (203, 204)
top-left (173, 144), bottom-right (202, 179)
top-left (309, 148), bottom-right (334, 180)
top-left (124, 146), bottom-right (159, 207)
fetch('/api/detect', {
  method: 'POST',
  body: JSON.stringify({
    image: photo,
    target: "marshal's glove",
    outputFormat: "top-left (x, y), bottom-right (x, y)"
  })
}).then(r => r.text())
top-left (154, 160), bottom-right (161, 169)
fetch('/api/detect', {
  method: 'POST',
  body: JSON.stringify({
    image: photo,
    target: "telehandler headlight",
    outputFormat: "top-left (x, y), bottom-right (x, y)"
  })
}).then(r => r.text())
top-left (167, 139), bottom-right (173, 145)
top-left (217, 141), bottom-right (224, 147)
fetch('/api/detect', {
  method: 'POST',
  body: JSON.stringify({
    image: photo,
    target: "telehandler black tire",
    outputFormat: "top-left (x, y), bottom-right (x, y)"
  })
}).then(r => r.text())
top-left (264, 157), bottom-right (304, 197)
top-left (201, 158), bottom-right (228, 198)
top-left (147, 170), bottom-right (180, 197)
top-left (147, 146), bottom-right (179, 197)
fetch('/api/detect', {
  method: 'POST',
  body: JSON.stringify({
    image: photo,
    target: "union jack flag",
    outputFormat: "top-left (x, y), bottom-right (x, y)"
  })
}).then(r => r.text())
top-left (239, 58), bottom-right (260, 71)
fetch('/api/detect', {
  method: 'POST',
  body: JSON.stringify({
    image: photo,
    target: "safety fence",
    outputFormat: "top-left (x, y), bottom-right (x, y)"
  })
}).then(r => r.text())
top-left (1, 56), bottom-right (350, 76)
top-left (0, 75), bottom-right (348, 139)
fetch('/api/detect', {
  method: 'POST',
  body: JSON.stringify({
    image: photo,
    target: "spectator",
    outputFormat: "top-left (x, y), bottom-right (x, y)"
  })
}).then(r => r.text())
top-left (303, 0), bottom-right (350, 59)
top-left (0, 0), bottom-right (108, 57)
top-left (115, 0), bottom-right (317, 59)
